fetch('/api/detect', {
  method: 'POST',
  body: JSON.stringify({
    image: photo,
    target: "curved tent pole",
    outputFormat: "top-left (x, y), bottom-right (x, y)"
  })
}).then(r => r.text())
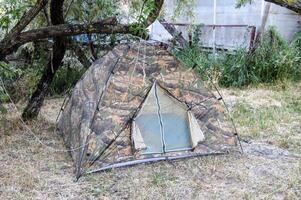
top-left (85, 152), bottom-right (226, 174)
top-left (57, 40), bottom-right (243, 179)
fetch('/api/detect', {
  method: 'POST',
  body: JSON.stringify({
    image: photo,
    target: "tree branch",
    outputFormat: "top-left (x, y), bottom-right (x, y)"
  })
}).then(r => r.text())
top-left (0, 18), bottom-right (126, 57)
top-left (265, 0), bottom-right (301, 14)
top-left (1, 0), bottom-right (48, 44)
top-left (0, 0), bottom-right (164, 59)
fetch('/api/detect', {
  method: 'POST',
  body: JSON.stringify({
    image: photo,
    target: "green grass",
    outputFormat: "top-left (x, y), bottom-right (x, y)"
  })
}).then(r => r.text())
top-left (229, 82), bottom-right (301, 151)
top-left (151, 171), bottom-right (177, 187)
top-left (233, 103), bottom-right (282, 132)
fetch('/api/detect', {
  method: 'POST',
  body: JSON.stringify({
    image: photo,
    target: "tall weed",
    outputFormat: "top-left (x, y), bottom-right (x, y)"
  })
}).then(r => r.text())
top-left (175, 27), bottom-right (301, 87)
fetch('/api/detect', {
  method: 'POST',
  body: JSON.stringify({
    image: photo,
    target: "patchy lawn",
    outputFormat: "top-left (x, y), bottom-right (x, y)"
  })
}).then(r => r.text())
top-left (0, 82), bottom-right (300, 199)
top-left (222, 82), bottom-right (301, 152)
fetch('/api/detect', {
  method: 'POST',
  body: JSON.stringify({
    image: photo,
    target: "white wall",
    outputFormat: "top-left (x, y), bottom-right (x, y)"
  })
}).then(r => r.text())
top-left (150, 0), bottom-right (301, 49)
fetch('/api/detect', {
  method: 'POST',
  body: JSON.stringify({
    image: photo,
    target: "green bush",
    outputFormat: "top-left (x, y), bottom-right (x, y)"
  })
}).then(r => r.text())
top-left (293, 31), bottom-right (301, 50)
top-left (0, 46), bottom-right (86, 101)
top-left (0, 62), bottom-right (22, 102)
top-left (175, 27), bottom-right (301, 87)
top-left (0, 60), bottom-right (42, 102)
top-left (49, 66), bottom-right (85, 95)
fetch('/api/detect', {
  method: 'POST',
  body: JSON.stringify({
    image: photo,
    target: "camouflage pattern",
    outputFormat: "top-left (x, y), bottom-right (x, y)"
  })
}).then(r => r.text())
top-left (57, 42), bottom-right (239, 176)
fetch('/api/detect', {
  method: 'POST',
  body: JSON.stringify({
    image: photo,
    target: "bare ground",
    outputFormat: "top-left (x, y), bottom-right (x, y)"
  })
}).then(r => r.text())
top-left (0, 83), bottom-right (300, 200)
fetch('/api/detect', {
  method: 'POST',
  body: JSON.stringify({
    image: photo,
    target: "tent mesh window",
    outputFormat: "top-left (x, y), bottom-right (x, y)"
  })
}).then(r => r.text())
top-left (132, 83), bottom-right (205, 155)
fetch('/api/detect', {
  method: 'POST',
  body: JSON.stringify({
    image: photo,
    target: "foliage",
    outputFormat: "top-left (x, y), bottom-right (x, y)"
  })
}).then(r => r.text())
top-left (129, 0), bottom-right (156, 20)
top-left (293, 31), bottom-right (301, 49)
top-left (129, 0), bottom-right (160, 38)
top-left (172, 0), bottom-right (196, 21)
top-left (49, 63), bottom-right (85, 95)
top-left (0, 0), bottom-right (126, 100)
top-left (0, 0), bottom-right (36, 34)
top-left (175, 27), bottom-right (301, 87)
top-left (236, 0), bottom-right (253, 8)
top-left (0, 0), bottom-right (49, 38)
top-left (0, 61), bottom-right (21, 102)
top-left (0, 58), bottom-right (43, 102)
top-left (220, 27), bottom-right (301, 86)
top-left (67, 0), bottom-right (120, 23)
top-left (0, 46), bottom-right (88, 102)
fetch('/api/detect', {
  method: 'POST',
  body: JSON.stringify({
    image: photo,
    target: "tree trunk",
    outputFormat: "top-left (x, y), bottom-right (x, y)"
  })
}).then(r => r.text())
top-left (266, 0), bottom-right (301, 14)
top-left (69, 41), bottom-right (92, 69)
top-left (257, 3), bottom-right (271, 39)
top-left (22, 0), bottom-right (66, 120)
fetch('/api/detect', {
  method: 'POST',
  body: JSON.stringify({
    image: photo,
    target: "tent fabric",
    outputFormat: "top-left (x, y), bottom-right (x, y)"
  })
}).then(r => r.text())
top-left (57, 42), bottom-right (238, 176)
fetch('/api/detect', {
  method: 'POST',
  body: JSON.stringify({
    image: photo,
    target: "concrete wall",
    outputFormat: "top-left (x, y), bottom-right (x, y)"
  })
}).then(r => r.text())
top-left (149, 0), bottom-right (301, 49)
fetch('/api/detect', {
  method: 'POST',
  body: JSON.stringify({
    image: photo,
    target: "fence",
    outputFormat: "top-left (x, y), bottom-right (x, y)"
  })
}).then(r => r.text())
top-left (160, 22), bottom-right (256, 51)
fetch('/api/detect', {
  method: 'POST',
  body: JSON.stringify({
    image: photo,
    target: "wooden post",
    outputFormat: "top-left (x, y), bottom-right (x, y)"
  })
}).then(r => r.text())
top-left (213, 0), bottom-right (217, 55)
top-left (255, 2), bottom-right (271, 43)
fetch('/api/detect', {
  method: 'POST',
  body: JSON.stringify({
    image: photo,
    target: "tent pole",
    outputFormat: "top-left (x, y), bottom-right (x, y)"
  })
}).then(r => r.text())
top-left (85, 152), bottom-right (226, 174)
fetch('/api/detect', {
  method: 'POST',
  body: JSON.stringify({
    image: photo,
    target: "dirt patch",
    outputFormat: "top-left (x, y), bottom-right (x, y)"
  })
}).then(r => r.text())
top-left (39, 98), bottom-right (65, 124)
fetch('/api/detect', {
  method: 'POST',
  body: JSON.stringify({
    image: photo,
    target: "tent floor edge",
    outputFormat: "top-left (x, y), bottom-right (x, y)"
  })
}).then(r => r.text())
top-left (83, 152), bottom-right (226, 175)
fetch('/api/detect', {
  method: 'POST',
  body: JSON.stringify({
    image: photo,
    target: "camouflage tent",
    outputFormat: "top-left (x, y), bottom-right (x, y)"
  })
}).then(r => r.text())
top-left (57, 42), bottom-right (240, 178)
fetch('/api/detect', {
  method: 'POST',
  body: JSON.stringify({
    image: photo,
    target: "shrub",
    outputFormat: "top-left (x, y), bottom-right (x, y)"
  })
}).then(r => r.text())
top-left (49, 51), bottom-right (86, 95)
top-left (0, 47), bottom-right (86, 102)
top-left (175, 27), bottom-right (301, 87)
top-left (49, 66), bottom-right (85, 95)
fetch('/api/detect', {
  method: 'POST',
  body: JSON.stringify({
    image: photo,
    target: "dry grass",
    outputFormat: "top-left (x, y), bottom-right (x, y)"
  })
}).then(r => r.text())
top-left (221, 82), bottom-right (301, 153)
top-left (0, 83), bottom-right (300, 200)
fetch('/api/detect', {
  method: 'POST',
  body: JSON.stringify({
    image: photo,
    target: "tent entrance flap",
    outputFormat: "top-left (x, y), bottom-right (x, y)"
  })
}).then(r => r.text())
top-left (133, 83), bottom-right (203, 154)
